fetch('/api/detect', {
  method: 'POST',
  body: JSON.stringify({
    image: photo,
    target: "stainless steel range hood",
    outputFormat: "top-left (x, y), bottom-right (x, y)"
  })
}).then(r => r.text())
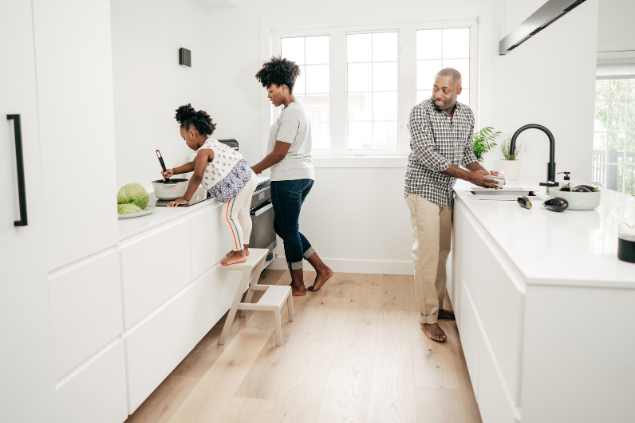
top-left (499, 0), bottom-right (587, 55)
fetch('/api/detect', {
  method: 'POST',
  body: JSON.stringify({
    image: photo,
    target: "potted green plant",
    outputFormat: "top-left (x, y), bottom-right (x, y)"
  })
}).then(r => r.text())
top-left (472, 127), bottom-right (501, 162)
top-left (499, 136), bottom-right (526, 181)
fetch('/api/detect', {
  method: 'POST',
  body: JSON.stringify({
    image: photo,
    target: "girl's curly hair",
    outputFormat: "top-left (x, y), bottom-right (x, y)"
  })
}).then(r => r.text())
top-left (175, 104), bottom-right (216, 135)
top-left (255, 56), bottom-right (301, 93)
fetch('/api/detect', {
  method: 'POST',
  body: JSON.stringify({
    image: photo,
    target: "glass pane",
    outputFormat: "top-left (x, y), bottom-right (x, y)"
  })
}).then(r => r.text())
top-left (593, 133), bottom-right (607, 150)
top-left (627, 132), bottom-right (635, 155)
top-left (373, 122), bottom-right (398, 149)
top-left (416, 90), bottom-right (432, 104)
top-left (594, 100), bottom-right (607, 131)
top-left (305, 95), bottom-right (329, 122)
top-left (608, 132), bottom-right (626, 152)
top-left (347, 33), bottom-right (372, 63)
top-left (630, 79), bottom-right (635, 98)
top-left (416, 29), bottom-right (442, 59)
top-left (306, 65), bottom-right (329, 93)
top-left (311, 122), bottom-right (330, 148)
top-left (629, 99), bottom-right (635, 131)
top-left (443, 28), bottom-right (470, 58)
top-left (373, 62), bottom-right (397, 91)
top-left (460, 88), bottom-right (470, 106)
top-left (373, 32), bottom-right (398, 61)
top-left (281, 37), bottom-right (304, 65)
top-left (610, 79), bottom-right (628, 99)
top-left (348, 92), bottom-right (372, 121)
top-left (443, 58), bottom-right (470, 88)
top-left (609, 100), bottom-right (627, 131)
top-left (348, 63), bottom-right (372, 92)
top-left (373, 92), bottom-right (398, 121)
top-left (596, 80), bottom-right (609, 100)
top-left (294, 66), bottom-right (306, 94)
top-left (625, 165), bottom-right (635, 196)
top-left (349, 122), bottom-right (372, 149)
top-left (417, 60), bottom-right (442, 90)
top-left (305, 36), bottom-right (329, 64)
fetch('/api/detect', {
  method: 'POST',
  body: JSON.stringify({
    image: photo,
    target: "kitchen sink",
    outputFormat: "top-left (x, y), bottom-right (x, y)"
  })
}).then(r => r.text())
top-left (470, 187), bottom-right (535, 196)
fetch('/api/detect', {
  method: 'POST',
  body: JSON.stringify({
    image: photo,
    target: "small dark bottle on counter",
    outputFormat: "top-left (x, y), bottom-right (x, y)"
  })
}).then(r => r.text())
top-left (618, 237), bottom-right (635, 264)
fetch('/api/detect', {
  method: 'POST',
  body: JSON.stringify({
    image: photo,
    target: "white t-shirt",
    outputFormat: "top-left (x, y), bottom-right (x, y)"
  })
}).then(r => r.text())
top-left (267, 102), bottom-right (315, 182)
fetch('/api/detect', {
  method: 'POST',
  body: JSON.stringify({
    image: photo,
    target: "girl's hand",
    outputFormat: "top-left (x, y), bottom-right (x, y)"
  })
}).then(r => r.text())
top-left (161, 168), bottom-right (174, 180)
top-left (167, 198), bottom-right (188, 207)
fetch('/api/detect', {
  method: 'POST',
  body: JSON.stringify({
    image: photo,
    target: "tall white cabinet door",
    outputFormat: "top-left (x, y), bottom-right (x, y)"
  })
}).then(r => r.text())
top-left (0, 1), bottom-right (56, 422)
top-left (32, 0), bottom-right (119, 271)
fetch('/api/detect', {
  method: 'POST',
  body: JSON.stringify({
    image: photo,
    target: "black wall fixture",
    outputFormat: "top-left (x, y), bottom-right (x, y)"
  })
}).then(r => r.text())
top-left (179, 48), bottom-right (191, 67)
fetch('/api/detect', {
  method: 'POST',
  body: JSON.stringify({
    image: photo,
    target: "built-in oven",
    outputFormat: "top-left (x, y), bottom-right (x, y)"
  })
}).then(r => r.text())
top-left (250, 176), bottom-right (276, 266)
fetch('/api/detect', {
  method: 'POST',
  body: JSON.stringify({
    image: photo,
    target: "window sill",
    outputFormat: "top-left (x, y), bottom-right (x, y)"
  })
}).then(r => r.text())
top-left (312, 156), bottom-right (408, 168)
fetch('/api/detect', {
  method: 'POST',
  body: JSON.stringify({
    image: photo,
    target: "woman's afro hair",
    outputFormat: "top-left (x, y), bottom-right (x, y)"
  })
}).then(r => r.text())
top-left (175, 104), bottom-right (216, 135)
top-left (255, 56), bottom-right (301, 93)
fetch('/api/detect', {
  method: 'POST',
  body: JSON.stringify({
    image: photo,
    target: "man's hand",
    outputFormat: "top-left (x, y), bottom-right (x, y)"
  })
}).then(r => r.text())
top-left (167, 198), bottom-right (188, 207)
top-left (468, 170), bottom-right (499, 188)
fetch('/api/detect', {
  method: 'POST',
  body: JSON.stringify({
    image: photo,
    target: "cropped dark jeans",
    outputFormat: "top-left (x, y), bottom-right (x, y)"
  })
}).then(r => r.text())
top-left (270, 179), bottom-right (315, 270)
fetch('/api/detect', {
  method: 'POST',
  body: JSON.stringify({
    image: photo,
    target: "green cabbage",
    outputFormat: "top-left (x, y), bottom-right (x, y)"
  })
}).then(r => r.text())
top-left (117, 183), bottom-right (149, 209)
top-left (118, 203), bottom-right (142, 215)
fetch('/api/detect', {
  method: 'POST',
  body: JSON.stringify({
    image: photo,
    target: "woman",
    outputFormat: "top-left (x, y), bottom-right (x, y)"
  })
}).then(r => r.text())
top-left (252, 56), bottom-right (332, 296)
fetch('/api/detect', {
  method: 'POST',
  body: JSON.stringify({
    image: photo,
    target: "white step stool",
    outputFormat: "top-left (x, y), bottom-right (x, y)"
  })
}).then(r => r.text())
top-left (217, 248), bottom-right (294, 346)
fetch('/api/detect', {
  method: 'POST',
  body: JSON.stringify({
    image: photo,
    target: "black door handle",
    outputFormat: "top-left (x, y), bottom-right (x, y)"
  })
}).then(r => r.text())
top-left (7, 115), bottom-right (28, 227)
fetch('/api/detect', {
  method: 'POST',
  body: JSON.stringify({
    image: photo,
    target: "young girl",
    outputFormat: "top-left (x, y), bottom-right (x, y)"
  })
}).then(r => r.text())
top-left (163, 104), bottom-right (257, 266)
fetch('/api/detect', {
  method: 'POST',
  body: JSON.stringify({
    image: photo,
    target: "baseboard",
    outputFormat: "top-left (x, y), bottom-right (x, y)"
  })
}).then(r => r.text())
top-left (268, 257), bottom-right (414, 275)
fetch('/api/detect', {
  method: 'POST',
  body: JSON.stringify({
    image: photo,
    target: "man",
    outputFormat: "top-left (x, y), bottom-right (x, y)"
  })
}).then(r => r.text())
top-left (405, 68), bottom-right (498, 342)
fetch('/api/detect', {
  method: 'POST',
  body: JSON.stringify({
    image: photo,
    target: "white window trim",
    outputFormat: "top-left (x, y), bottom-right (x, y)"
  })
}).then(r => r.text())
top-left (262, 19), bottom-right (479, 164)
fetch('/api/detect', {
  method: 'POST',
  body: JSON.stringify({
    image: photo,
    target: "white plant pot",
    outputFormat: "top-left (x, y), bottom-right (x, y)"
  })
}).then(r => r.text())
top-left (499, 159), bottom-right (521, 181)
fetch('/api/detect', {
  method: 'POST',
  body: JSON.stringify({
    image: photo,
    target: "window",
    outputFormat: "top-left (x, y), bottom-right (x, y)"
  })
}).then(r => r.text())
top-left (281, 36), bottom-right (330, 151)
top-left (593, 78), bottom-right (635, 195)
top-left (347, 32), bottom-right (399, 150)
top-left (273, 21), bottom-right (476, 157)
top-left (416, 28), bottom-right (470, 106)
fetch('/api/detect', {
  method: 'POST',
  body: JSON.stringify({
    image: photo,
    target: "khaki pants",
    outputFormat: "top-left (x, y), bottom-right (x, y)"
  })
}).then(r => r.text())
top-left (405, 194), bottom-right (452, 324)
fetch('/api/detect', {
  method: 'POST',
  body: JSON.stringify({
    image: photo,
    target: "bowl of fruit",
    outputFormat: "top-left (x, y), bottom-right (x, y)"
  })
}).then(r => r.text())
top-left (548, 183), bottom-right (601, 211)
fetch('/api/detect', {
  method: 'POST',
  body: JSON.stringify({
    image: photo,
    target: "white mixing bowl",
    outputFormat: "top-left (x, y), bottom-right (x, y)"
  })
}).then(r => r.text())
top-left (548, 186), bottom-right (601, 211)
top-left (152, 179), bottom-right (190, 200)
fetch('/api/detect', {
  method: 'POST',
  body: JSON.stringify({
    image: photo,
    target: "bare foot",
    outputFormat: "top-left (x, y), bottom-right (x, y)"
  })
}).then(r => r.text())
top-left (307, 266), bottom-right (334, 291)
top-left (290, 283), bottom-right (307, 296)
top-left (221, 250), bottom-right (248, 266)
top-left (438, 309), bottom-right (455, 320)
top-left (421, 323), bottom-right (447, 342)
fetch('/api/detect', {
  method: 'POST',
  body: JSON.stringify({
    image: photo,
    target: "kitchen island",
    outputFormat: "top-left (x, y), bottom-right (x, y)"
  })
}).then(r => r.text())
top-left (449, 180), bottom-right (635, 423)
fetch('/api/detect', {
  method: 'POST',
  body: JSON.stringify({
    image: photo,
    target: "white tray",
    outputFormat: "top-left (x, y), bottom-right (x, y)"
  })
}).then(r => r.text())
top-left (118, 205), bottom-right (156, 219)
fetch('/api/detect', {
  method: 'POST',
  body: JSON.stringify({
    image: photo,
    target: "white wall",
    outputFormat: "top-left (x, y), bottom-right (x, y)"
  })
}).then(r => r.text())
top-left (111, 0), bottom-right (213, 192)
top-left (597, 0), bottom-right (635, 62)
top-left (202, 0), bottom-right (599, 273)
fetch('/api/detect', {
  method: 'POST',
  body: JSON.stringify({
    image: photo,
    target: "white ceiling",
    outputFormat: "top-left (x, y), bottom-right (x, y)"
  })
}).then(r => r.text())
top-left (192, 0), bottom-right (237, 9)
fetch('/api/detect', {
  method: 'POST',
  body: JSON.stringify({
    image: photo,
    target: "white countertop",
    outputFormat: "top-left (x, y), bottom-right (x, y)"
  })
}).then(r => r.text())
top-left (454, 179), bottom-right (635, 289)
top-left (118, 193), bottom-right (223, 241)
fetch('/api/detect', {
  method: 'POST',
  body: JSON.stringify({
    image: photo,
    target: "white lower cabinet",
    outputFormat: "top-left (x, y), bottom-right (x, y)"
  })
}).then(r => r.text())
top-left (49, 250), bottom-right (123, 380)
top-left (120, 218), bottom-right (192, 328)
top-left (125, 265), bottom-right (242, 413)
top-left (459, 282), bottom-right (481, 397)
top-left (477, 339), bottom-right (516, 423)
top-left (189, 205), bottom-right (233, 279)
top-left (56, 340), bottom-right (128, 423)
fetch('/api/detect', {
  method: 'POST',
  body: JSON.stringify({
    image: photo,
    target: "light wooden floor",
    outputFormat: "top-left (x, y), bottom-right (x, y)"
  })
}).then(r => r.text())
top-left (125, 271), bottom-right (482, 423)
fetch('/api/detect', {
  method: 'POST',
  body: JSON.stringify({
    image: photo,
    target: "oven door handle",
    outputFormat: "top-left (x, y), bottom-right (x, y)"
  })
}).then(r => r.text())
top-left (253, 203), bottom-right (273, 217)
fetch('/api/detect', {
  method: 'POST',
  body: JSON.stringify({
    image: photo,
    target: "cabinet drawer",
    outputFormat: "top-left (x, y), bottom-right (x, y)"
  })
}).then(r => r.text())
top-left (189, 206), bottom-right (232, 279)
top-left (120, 218), bottom-right (192, 327)
top-left (459, 282), bottom-right (481, 397)
top-left (461, 207), bottom-right (523, 404)
top-left (125, 265), bottom-right (241, 413)
top-left (477, 339), bottom-right (516, 423)
top-left (56, 340), bottom-right (127, 423)
top-left (49, 250), bottom-right (123, 379)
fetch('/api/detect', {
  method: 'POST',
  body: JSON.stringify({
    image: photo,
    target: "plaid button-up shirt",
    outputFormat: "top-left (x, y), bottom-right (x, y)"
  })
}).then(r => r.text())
top-left (404, 99), bottom-right (477, 208)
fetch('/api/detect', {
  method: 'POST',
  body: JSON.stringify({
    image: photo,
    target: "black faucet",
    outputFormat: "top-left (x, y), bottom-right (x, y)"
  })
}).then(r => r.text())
top-left (509, 124), bottom-right (559, 189)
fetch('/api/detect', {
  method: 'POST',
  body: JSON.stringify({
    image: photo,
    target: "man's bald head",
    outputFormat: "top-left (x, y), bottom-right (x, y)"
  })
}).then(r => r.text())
top-left (435, 68), bottom-right (462, 86)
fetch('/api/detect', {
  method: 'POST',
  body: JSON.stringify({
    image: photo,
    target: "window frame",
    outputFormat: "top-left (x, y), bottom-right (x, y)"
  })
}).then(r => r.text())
top-left (270, 19), bottom-right (479, 158)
